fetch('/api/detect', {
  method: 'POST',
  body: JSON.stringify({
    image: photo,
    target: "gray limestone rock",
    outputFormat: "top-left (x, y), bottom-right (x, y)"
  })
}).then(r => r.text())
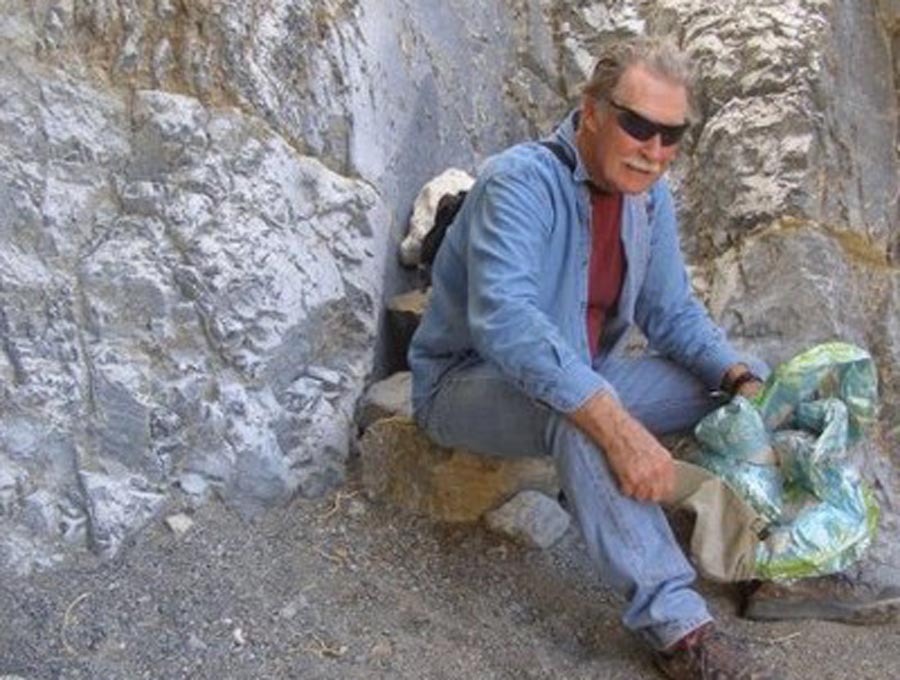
top-left (648, 0), bottom-right (899, 261)
top-left (0, 0), bottom-right (897, 577)
top-left (485, 490), bottom-right (571, 550)
top-left (0, 12), bottom-right (387, 572)
top-left (164, 513), bottom-right (194, 536)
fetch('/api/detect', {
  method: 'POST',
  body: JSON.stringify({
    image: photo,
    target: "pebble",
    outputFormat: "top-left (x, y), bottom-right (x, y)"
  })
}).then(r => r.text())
top-left (347, 499), bottom-right (368, 517)
top-left (187, 633), bottom-right (207, 652)
top-left (165, 513), bottom-right (195, 536)
top-left (370, 639), bottom-right (393, 660)
top-left (278, 602), bottom-right (298, 620)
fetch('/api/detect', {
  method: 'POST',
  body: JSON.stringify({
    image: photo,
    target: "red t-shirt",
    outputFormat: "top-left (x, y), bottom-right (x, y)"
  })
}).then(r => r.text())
top-left (587, 191), bottom-right (625, 357)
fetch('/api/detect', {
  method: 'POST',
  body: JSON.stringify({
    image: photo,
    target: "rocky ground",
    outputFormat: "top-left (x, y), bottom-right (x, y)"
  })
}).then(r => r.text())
top-left (1, 465), bottom-right (898, 680)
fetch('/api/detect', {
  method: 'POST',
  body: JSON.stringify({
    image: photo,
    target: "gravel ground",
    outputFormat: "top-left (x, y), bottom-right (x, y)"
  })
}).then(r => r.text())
top-left (1, 470), bottom-right (898, 680)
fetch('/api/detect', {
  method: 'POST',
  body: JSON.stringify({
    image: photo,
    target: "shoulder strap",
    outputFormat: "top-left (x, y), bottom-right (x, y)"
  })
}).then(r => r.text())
top-left (538, 140), bottom-right (576, 173)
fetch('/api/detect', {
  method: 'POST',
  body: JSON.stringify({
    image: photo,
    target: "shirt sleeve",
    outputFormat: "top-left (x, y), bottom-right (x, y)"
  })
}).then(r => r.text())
top-left (635, 180), bottom-right (741, 389)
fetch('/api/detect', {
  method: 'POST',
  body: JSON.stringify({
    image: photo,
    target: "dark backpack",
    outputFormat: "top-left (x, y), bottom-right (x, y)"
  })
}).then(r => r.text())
top-left (419, 140), bottom-right (576, 266)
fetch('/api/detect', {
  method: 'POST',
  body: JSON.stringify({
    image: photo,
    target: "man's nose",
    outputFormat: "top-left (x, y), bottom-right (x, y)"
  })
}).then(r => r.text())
top-left (642, 133), bottom-right (666, 160)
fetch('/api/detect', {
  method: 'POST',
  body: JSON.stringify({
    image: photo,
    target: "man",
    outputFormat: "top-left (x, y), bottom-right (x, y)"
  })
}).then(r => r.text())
top-left (407, 37), bottom-right (889, 679)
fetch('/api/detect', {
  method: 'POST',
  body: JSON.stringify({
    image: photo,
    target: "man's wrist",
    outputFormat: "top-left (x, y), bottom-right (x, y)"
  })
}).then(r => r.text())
top-left (570, 390), bottom-right (628, 452)
top-left (721, 363), bottom-right (763, 396)
top-left (729, 371), bottom-right (763, 396)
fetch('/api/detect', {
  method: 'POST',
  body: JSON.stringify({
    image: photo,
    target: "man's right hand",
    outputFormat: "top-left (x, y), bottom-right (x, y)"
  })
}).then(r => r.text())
top-left (570, 391), bottom-right (675, 503)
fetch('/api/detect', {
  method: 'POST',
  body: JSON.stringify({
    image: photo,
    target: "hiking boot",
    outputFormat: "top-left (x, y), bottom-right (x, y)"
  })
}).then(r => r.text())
top-left (742, 573), bottom-right (900, 625)
top-left (654, 623), bottom-right (779, 680)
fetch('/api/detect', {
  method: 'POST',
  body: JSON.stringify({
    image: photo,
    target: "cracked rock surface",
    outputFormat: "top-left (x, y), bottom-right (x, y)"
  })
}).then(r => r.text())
top-left (0, 0), bottom-right (898, 587)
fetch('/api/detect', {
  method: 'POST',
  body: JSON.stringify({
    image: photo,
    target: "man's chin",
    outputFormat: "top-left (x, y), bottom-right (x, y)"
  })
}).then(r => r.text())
top-left (613, 165), bottom-right (661, 194)
top-left (617, 177), bottom-right (657, 195)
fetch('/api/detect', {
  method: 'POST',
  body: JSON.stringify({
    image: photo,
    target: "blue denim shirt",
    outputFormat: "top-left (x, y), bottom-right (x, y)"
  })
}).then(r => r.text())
top-left (408, 110), bottom-right (739, 419)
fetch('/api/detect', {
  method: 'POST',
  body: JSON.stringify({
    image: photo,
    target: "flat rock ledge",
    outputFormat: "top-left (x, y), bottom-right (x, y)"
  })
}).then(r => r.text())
top-left (358, 416), bottom-right (559, 523)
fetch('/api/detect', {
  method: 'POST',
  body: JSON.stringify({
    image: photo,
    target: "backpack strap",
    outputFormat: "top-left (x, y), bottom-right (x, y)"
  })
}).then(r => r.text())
top-left (420, 141), bottom-right (576, 268)
top-left (538, 140), bottom-right (576, 173)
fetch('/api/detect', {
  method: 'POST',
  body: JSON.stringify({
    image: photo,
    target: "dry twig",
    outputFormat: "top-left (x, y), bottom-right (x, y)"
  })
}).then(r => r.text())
top-left (61, 591), bottom-right (92, 655)
top-left (305, 632), bottom-right (348, 658)
top-left (315, 545), bottom-right (351, 568)
top-left (747, 631), bottom-right (803, 645)
top-left (319, 490), bottom-right (359, 520)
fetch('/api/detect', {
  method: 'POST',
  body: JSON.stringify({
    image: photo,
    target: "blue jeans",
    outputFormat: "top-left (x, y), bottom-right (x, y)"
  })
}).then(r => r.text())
top-left (418, 352), bottom-right (768, 650)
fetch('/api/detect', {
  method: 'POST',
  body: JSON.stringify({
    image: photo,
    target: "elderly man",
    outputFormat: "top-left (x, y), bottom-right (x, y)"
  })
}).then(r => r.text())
top-left (408, 36), bottom-right (768, 677)
top-left (410, 37), bottom-right (785, 678)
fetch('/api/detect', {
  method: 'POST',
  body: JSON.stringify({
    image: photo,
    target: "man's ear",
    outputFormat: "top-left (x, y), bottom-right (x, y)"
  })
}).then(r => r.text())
top-left (580, 96), bottom-right (601, 132)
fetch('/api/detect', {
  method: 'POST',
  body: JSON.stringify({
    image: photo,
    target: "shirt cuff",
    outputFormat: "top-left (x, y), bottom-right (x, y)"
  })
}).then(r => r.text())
top-left (694, 344), bottom-right (743, 392)
top-left (544, 360), bottom-right (621, 414)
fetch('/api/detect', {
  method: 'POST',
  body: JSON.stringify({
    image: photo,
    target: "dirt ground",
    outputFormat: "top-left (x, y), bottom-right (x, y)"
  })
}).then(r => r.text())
top-left (1, 468), bottom-right (898, 680)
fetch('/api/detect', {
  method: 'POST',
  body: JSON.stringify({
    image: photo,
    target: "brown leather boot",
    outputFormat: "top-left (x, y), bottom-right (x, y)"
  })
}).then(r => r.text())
top-left (742, 573), bottom-right (900, 625)
top-left (654, 623), bottom-right (780, 680)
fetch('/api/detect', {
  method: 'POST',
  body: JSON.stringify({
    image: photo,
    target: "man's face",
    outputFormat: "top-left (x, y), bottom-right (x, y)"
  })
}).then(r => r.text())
top-left (577, 64), bottom-right (688, 194)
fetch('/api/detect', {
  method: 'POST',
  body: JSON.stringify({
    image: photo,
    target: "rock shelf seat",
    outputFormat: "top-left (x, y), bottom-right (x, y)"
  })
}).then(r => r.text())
top-left (357, 290), bottom-right (558, 522)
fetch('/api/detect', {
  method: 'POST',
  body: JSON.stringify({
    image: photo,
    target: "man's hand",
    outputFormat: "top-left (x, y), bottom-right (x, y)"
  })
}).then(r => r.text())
top-left (736, 379), bottom-right (763, 399)
top-left (569, 391), bottom-right (675, 503)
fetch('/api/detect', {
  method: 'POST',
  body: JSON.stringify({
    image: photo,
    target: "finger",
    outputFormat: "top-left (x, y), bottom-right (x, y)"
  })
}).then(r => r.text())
top-left (634, 482), bottom-right (656, 503)
top-left (643, 484), bottom-right (664, 504)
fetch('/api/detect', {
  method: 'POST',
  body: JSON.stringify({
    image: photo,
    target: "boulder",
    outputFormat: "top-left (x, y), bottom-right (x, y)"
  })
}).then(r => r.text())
top-left (358, 417), bottom-right (559, 523)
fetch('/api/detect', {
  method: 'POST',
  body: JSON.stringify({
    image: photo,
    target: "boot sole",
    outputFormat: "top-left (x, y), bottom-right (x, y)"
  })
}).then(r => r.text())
top-left (744, 594), bottom-right (900, 625)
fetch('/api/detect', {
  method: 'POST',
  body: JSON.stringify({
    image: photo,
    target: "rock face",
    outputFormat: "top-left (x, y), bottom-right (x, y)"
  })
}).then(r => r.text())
top-left (0, 1), bottom-right (898, 576)
top-left (0, 2), bottom-right (391, 573)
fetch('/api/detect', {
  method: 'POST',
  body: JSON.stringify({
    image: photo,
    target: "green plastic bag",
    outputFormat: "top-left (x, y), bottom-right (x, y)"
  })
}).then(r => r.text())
top-left (692, 342), bottom-right (880, 581)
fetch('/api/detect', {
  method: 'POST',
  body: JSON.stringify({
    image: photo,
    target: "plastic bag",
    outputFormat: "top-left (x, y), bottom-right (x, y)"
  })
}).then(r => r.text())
top-left (694, 397), bottom-right (782, 524)
top-left (692, 342), bottom-right (879, 581)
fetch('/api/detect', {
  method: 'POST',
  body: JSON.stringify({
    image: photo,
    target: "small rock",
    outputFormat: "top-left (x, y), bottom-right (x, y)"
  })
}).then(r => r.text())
top-left (164, 513), bottom-right (194, 536)
top-left (484, 490), bottom-right (570, 550)
top-left (369, 638), bottom-right (393, 660)
top-left (178, 473), bottom-right (208, 497)
top-left (347, 499), bottom-right (367, 517)
top-left (387, 289), bottom-right (430, 315)
top-left (186, 633), bottom-right (207, 652)
top-left (232, 627), bottom-right (246, 646)
top-left (357, 372), bottom-right (413, 430)
top-left (278, 602), bottom-right (298, 620)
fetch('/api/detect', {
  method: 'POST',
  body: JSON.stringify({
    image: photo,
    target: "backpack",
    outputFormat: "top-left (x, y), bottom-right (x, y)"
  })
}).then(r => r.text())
top-left (419, 140), bottom-right (576, 266)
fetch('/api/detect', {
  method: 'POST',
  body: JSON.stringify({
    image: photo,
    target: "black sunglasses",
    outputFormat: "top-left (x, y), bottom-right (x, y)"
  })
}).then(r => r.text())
top-left (607, 99), bottom-right (689, 147)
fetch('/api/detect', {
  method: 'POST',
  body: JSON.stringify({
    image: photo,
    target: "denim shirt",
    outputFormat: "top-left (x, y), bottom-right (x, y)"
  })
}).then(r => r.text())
top-left (408, 110), bottom-right (739, 419)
